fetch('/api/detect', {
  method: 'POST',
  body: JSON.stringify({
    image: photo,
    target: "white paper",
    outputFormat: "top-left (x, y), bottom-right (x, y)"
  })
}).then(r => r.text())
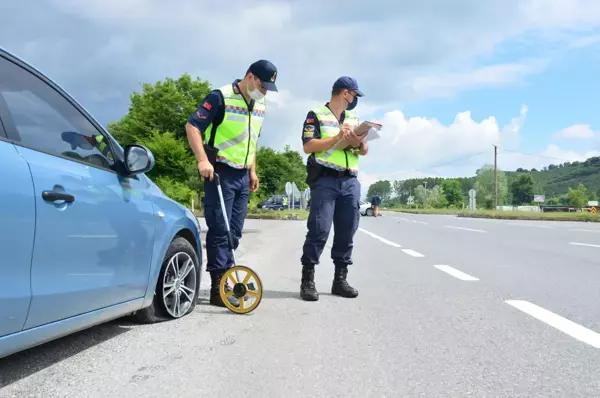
top-left (364, 127), bottom-right (381, 142)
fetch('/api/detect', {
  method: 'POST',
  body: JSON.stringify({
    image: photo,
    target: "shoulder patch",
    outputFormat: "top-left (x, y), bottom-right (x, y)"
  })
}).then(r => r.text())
top-left (202, 101), bottom-right (212, 111)
top-left (303, 124), bottom-right (315, 138)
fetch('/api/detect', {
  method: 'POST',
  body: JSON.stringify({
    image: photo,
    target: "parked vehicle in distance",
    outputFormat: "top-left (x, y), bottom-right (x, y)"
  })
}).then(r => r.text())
top-left (0, 48), bottom-right (203, 360)
top-left (258, 194), bottom-right (301, 210)
top-left (360, 201), bottom-right (374, 216)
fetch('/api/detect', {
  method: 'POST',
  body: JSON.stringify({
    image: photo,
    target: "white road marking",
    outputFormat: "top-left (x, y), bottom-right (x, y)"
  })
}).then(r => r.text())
top-left (396, 217), bottom-right (409, 222)
top-left (434, 265), bottom-right (479, 281)
top-left (412, 220), bottom-right (428, 225)
top-left (505, 300), bottom-right (600, 349)
top-left (401, 249), bottom-right (425, 258)
top-left (358, 228), bottom-right (402, 248)
top-left (444, 226), bottom-right (487, 233)
top-left (507, 222), bottom-right (552, 229)
top-left (570, 229), bottom-right (600, 233)
top-left (569, 242), bottom-right (600, 248)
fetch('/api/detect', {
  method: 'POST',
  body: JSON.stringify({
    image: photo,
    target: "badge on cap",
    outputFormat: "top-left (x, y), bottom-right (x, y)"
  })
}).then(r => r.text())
top-left (271, 71), bottom-right (277, 82)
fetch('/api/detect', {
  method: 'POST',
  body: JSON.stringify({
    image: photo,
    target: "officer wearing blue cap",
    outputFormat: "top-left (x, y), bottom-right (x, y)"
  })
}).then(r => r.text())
top-left (185, 60), bottom-right (278, 307)
top-left (299, 76), bottom-right (369, 302)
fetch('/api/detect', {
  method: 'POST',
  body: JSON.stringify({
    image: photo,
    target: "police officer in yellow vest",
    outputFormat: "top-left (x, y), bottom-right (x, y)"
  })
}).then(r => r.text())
top-left (185, 60), bottom-right (278, 307)
top-left (300, 76), bottom-right (368, 302)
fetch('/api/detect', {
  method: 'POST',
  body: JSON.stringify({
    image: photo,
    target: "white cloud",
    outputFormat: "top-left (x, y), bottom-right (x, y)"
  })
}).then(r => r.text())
top-left (360, 105), bottom-right (528, 176)
top-left (552, 124), bottom-right (597, 139)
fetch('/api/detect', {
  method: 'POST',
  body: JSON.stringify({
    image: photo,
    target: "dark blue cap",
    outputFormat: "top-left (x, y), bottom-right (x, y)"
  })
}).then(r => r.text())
top-left (247, 60), bottom-right (278, 92)
top-left (333, 76), bottom-right (364, 97)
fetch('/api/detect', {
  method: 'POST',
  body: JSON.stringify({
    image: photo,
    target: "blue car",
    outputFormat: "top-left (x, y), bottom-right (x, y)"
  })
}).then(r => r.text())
top-left (0, 48), bottom-right (203, 359)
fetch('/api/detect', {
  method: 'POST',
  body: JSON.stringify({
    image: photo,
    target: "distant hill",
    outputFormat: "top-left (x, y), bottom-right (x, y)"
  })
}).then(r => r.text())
top-left (507, 156), bottom-right (600, 199)
top-left (383, 156), bottom-right (600, 205)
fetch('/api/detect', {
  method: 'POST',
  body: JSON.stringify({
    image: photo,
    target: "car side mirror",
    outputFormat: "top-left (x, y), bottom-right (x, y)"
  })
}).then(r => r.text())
top-left (123, 144), bottom-right (155, 176)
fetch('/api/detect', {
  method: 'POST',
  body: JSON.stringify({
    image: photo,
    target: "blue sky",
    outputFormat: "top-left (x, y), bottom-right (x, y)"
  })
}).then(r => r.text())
top-left (2, 0), bottom-right (600, 189)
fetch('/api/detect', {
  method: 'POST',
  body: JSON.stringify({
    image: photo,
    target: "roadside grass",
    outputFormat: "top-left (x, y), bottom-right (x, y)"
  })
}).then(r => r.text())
top-left (387, 207), bottom-right (599, 222)
top-left (194, 208), bottom-right (309, 221)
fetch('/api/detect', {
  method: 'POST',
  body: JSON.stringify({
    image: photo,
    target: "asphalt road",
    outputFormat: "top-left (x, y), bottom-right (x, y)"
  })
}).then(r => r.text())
top-left (1, 213), bottom-right (600, 397)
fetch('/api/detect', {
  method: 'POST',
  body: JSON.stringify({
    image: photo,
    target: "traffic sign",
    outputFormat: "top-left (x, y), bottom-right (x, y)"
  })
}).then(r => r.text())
top-left (591, 206), bottom-right (597, 214)
top-left (285, 182), bottom-right (292, 195)
top-left (534, 195), bottom-right (545, 203)
top-left (468, 189), bottom-right (476, 211)
top-left (407, 196), bottom-right (414, 205)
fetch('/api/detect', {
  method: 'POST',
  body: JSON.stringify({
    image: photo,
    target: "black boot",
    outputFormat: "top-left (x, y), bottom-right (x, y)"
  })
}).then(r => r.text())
top-left (209, 271), bottom-right (240, 307)
top-left (331, 264), bottom-right (358, 298)
top-left (300, 264), bottom-right (319, 301)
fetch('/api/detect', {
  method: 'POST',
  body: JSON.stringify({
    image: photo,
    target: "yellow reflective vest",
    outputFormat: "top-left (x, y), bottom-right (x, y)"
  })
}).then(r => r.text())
top-left (311, 105), bottom-right (360, 175)
top-left (203, 83), bottom-right (266, 169)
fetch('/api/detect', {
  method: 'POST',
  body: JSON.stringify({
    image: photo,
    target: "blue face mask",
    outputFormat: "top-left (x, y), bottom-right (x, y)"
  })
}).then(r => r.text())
top-left (346, 95), bottom-right (358, 111)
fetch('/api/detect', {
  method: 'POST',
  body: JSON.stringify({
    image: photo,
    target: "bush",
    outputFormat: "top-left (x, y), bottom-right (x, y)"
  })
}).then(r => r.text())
top-left (155, 175), bottom-right (195, 206)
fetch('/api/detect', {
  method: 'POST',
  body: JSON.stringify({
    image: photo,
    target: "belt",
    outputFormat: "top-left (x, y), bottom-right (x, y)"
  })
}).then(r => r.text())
top-left (321, 167), bottom-right (355, 178)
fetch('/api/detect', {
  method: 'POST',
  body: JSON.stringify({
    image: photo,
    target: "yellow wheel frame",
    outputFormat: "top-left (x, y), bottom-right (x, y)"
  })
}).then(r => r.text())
top-left (219, 265), bottom-right (263, 314)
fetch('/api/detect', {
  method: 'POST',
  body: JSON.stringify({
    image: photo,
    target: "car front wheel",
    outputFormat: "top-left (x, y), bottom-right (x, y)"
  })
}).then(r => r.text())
top-left (134, 237), bottom-right (200, 323)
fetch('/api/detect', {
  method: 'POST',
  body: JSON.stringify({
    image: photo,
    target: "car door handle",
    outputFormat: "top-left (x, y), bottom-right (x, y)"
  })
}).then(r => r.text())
top-left (42, 190), bottom-right (75, 204)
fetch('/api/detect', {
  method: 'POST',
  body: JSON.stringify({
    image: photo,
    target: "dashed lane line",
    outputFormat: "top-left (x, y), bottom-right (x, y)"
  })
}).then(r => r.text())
top-left (433, 265), bottom-right (478, 281)
top-left (505, 300), bottom-right (600, 349)
top-left (444, 226), bottom-right (487, 233)
top-left (358, 228), bottom-right (402, 248)
top-left (569, 242), bottom-right (600, 249)
top-left (358, 228), bottom-right (424, 258)
top-left (401, 249), bottom-right (425, 258)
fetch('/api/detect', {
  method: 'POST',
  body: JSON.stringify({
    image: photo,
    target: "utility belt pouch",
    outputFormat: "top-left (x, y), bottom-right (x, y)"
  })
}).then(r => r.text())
top-left (203, 144), bottom-right (218, 166)
top-left (306, 156), bottom-right (323, 185)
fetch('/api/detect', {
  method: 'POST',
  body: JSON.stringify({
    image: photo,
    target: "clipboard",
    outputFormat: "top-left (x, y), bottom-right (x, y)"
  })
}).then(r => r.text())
top-left (332, 120), bottom-right (383, 151)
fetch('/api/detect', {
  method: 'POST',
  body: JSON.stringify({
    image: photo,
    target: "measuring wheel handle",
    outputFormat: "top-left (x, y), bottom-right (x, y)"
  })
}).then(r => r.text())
top-left (219, 265), bottom-right (263, 314)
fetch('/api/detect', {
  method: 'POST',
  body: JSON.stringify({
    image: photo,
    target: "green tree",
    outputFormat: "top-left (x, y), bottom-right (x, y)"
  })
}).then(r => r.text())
top-left (510, 173), bottom-right (535, 205)
top-left (441, 179), bottom-right (463, 207)
top-left (367, 180), bottom-right (392, 201)
top-left (567, 183), bottom-right (588, 208)
top-left (138, 130), bottom-right (195, 182)
top-left (393, 180), bottom-right (405, 198)
top-left (414, 185), bottom-right (427, 205)
top-left (474, 164), bottom-right (508, 209)
top-left (428, 185), bottom-right (447, 208)
top-left (107, 73), bottom-right (212, 145)
top-left (255, 146), bottom-right (307, 200)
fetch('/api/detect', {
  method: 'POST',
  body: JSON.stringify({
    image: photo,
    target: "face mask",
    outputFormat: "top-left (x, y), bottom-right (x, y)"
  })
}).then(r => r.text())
top-left (248, 78), bottom-right (265, 101)
top-left (346, 94), bottom-right (358, 111)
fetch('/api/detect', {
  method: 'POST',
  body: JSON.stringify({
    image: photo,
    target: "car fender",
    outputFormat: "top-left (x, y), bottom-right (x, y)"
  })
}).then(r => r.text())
top-left (141, 180), bottom-right (202, 308)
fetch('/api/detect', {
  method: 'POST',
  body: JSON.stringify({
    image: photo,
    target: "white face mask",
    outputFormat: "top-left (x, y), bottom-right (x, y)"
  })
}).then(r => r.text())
top-left (248, 79), bottom-right (265, 101)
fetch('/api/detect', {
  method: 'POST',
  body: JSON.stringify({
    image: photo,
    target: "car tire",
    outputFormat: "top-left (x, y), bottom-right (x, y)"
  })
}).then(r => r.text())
top-left (366, 208), bottom-right (374, 217)
top-left (134, 237), bottom-right (200, 324)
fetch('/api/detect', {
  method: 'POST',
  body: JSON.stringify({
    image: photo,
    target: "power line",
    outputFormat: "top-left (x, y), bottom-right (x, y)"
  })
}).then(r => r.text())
top-left (499, 149), bottom-right (585, 164)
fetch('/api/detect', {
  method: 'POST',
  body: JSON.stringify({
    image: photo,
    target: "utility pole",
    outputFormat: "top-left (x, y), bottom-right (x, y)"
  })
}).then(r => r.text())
top-left (493, 145), bottom-right (498, 210)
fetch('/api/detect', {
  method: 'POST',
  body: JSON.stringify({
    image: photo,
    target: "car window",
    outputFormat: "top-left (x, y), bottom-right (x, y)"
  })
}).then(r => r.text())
top-left (0, 57), bottom-right (114, 170)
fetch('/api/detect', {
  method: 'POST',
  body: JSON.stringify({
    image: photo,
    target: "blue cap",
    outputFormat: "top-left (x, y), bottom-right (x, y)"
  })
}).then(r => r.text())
top-left (248, 60), bottom-right (278, 92)
top-left (333, 76), bottom-right (364, 97)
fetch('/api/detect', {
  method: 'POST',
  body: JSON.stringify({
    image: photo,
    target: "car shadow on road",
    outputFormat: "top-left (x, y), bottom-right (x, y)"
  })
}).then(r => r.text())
top-left (0, 319), bottom-right (134, 388)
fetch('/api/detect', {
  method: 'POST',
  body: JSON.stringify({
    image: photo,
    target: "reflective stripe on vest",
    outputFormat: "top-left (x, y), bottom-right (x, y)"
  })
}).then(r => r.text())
top-left (204, 84), bottom-right (266, 169)
top-left (93, 135), bottom-right (112, 160)
top-left (311, 106), bottom-right (360, 174)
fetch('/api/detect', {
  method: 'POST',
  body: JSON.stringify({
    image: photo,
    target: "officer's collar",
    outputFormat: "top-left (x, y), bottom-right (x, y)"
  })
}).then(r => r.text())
top-left (233, 79), bottom-right (255, 109)
top-left (325, 102), bottom-right (345, 123)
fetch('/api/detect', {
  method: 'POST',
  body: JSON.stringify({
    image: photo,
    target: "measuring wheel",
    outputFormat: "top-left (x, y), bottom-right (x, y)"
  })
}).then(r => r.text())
top-left (219, 265), bottom-right (263, 314)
